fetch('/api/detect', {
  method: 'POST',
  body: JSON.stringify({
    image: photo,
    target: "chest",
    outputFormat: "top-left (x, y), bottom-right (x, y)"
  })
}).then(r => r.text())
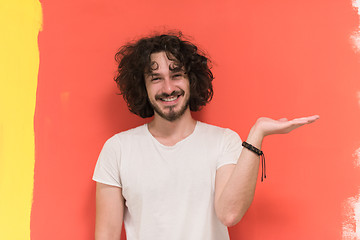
top-left (120, 139), bottom-right (220, 203)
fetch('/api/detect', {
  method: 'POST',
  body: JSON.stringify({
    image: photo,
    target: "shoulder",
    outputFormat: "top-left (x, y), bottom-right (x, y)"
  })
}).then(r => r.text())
top-left (103, 124), bottom-right (147, 148)
top-left (197, 121), bottom-right (239, 138)
top-left (196, 122), bottom-right (242, 148)
top-left (112, 124), bottom-right (147, 140)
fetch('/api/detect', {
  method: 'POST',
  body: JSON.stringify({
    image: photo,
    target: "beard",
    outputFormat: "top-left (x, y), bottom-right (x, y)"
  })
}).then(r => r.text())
top-left (150, 90), bottom-right (190, 122)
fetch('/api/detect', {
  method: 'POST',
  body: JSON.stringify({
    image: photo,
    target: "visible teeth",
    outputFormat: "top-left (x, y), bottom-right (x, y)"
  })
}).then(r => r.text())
top-left (162, 96), bottom-right (178, 102)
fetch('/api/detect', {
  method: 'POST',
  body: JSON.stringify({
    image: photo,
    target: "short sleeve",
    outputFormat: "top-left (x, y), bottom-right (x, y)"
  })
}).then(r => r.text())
top-left (92, 135), bottom-right (122, 187)
top-left (216, 128), bottom-right (243, 169)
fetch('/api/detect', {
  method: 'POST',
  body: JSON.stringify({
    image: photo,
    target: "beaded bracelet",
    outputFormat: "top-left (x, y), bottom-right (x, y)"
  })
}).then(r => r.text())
top-left (242, 141), bottom-right (266, 182)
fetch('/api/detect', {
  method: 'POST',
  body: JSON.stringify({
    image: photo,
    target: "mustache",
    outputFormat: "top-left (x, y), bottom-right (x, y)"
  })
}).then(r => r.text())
top-left (155, 90), bottom-right (185, 100)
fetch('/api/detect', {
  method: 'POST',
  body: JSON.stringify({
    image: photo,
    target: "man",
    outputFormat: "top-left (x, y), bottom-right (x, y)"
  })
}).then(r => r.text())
top-left (93, 33), bottom-right (319, 240)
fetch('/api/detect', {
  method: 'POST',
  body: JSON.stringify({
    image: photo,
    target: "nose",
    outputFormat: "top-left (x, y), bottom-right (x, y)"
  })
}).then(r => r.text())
top-left (162, 77), bottom-right (176, 94)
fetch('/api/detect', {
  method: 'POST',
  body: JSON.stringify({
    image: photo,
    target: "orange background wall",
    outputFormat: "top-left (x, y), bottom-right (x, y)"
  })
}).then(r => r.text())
top-left (30, 0), bottom-right (360, 239)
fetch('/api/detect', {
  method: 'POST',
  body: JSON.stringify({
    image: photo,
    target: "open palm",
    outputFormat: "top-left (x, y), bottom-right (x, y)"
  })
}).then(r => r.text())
top-left (256, 115), bottom-right (320, 137)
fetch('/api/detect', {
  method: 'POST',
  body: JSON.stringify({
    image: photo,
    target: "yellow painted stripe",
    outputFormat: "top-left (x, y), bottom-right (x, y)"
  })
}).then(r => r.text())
top-left (0, 0), bottom-right (42, 239)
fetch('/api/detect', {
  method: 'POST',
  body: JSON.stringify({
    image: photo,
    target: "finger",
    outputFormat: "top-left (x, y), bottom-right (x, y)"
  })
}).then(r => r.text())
top-left (290, 118), bottom-right (310, 125)
top-left (301, 115), bottom-right (320, 124)
top-left (289, 116), bottom-right (319, 128)
top-left (278, 118), bottom-right (288, 122)
top-left (291, 115), bottom-right (319, 124)
top-left (307, 115), bottom-right (320, 122)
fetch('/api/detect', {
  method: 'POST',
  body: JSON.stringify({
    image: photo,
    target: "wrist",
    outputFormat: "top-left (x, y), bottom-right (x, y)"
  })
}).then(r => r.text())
top-left (246, 124), bottom-right (264, 149)
top-left (243, 124), bottom-right (267, 182)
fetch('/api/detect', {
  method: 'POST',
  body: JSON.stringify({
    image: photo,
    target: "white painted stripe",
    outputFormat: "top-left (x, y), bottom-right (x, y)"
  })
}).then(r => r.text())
top-left (343, 2), bottom-right (360, 238)
top-left (351, 0), bottom-right (360, 51)
top-left (343, 195), bottom-right (360, 239)
top-left (353, 148), bottom-right (360, 168)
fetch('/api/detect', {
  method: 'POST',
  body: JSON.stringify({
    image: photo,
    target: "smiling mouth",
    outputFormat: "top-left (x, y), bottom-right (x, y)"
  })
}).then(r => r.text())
top-left (156, 91), bottom-right (184, 103)
top-left (160, 95), bottom-right (180, 102)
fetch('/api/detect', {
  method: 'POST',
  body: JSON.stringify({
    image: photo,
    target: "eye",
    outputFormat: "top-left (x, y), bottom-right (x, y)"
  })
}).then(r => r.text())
top-left (151, 77), bottom-right (161, 82)
top-left (172, 74), bottom-right (183, 79)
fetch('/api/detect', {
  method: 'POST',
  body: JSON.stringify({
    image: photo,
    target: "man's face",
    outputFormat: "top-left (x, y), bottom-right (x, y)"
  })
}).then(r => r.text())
top-left (144, 51), bottom-right (190, 122)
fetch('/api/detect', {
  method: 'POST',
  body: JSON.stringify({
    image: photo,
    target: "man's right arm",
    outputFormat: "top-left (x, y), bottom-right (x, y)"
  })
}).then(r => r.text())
top-left (95, 182), bottom-right (124, 240)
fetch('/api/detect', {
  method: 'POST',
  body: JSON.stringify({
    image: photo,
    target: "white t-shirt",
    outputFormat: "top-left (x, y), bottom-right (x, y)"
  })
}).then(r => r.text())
top-left (93, 121), bottom-right (242, 240)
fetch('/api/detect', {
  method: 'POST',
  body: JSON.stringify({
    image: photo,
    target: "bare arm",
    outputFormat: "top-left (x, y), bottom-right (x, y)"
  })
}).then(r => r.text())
top-left (95, 182), bottom-right (124, 240)
top-left (214, 115), bottom-right (319, 227)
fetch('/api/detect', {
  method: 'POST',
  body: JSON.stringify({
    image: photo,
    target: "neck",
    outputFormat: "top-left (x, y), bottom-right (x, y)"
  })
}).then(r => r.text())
top-left (147, 109), bottom-right (197, 146)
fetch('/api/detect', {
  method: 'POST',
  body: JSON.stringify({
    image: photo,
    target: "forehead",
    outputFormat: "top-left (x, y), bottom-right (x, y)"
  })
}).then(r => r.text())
top-left (150, 51), bottom-right (172, 63)
top-left (148, 51), bottom-right (181, 72)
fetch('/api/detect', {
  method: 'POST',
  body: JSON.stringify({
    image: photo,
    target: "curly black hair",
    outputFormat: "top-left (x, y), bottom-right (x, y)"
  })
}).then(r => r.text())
top-left (114, 32), bottom-right (214, 118)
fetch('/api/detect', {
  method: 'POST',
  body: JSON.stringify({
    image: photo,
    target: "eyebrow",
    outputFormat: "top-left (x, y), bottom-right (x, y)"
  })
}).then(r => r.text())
top-left (144, 73), bottom-right (161, 80)
top-left (169, 68), bottom-right (187, 76)
top-left (170, 68), bottom-right (184, 73)
top-left (146, 68), bottom-right (184, 77)
top-left (150, 73), bottom-right (161, 76)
